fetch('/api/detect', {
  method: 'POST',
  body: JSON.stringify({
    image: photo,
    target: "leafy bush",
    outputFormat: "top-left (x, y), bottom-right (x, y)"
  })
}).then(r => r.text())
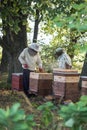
top-left (37, 101), bottom-right (58, 130)
top-left (1, 96), bottom-right (87, 130)
top-left (0, 103), bottom-right (36, 130)
top-left (59, 95), bottom-right (87, 130)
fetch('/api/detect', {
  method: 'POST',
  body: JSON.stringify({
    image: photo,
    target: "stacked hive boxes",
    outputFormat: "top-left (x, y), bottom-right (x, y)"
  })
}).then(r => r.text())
top-left (12, 73), bottom-right (23, 91)
top-left (29, 72), bottom-right (53, 96)
top-left (52, 69), bottom-right (80, 102)
top-left (81, 76), bottom-right (87, 95)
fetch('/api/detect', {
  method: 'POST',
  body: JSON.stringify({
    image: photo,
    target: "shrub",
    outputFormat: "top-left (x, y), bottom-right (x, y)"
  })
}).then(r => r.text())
top-left (0, 103), bottom-right (36, 130)
top-left (37, 101), bottom-right (58, 130)
top-left (59, 95), bottom-right (87, 130)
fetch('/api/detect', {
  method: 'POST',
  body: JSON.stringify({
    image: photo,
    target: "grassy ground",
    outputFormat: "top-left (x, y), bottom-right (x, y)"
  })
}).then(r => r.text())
top-left (0, 73), bottom-right (72, 130)
top-left (0, 73), bottom-right (11, 90)
top-left (0, 73), bottom-right (58, 130)
top-left (0, 72), bottom-right (46, 108)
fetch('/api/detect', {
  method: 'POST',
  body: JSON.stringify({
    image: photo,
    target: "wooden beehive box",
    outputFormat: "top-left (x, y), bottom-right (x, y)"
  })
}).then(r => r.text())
top-left (81, 76), bottom-right (87, 95)
top-left (29, 72), bottom-right (53, 96)
top-left (52, 69), bottom-right (80, 102)
top-left (12, 73), bottom-right (23, 91)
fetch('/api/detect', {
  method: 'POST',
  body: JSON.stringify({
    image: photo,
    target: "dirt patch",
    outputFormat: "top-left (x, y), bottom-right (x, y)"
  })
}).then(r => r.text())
top-left (0, 90), bottom-right (34, 113)
top-left (0, 90), bottom-right (46, 113)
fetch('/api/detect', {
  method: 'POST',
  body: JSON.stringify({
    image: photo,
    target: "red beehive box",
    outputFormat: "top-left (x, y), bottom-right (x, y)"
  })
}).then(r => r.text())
top-left (12, 73), bottom-right (23, 91)
top-left (52, 69), bottom-right (80, 102)
top-left (29, 72), bottom-right (53, 96)
top-left (81, 76), bottom-right (87, 95)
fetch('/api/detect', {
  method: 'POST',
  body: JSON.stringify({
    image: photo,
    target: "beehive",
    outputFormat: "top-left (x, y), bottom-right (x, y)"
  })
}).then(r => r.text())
top-left (29, 72), bottom-right (53, 96)
top-left (12, 73), bottom-right (23, 91)
top-left (52, 69), bottom-right (80, 102)
top-left (81, 76), bottom-right (87, 95)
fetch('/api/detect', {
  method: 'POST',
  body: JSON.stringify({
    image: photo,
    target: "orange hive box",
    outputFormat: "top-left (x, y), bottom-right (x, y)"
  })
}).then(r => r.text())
top-left (81, 76), bottom-right (87, 95)
top-left (29, 72), bottom-right (53, 96)
top-left (52, 69), bottom-right (80, 102)
top-left (12, 73), bottom-right (23, 91)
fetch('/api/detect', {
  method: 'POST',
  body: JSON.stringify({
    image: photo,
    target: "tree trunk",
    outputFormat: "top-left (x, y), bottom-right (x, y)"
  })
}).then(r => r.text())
top-left (0, 48), bottom-right (8, 72)
top-left (0, 37), bottom-right (8, 73)
top-left (78, 52), bottom-right (87, 89)
top-left (33, 9), bottom-right (40, 43)
top-left (7, 52), bottom-right (23, 83)
top-left (0, 38), bottom-right (10, 74)
top-left (81, 53), bottom-right (87, 75)
top-left (2, 20), bottom-right (27, 83)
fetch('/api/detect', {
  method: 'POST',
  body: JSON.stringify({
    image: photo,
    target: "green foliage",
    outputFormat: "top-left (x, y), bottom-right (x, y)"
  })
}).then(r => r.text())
top-left (0, 0), bottom-right (65, 34)
top-left (0, 101), bottom-right (59, 130)
top-left (0, 0), bottom-right (31, 34)
top-left (40, 44), bottom-right (57, 72)
top-left (1, 96), bottom-right (87, 130)
top-left (0, 103), bottom-right (36, 130)
top-left (37, 101), bottom-right (57, 130)
top-left (54, 2), bottom-right (87, 32)
top-left (59, 95), bottom-right (87, 130)
top-left (74, 43), bottom-right (87, 53)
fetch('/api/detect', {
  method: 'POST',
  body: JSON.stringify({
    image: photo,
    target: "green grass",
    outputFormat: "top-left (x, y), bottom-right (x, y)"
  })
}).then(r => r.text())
top-left (0, 73), bottom-right (11, 90)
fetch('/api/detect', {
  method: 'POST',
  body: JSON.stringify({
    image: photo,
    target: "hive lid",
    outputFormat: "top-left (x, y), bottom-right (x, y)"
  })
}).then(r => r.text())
top-left (30, 72), bottom-right (53, 79)
top-left (12, 73), bottom-right (23, 76)
top-left (30, 72), bottom-right (52, 75)
top-left (53, 68), bottom-right (78, 74)
top-left (81, 76), bottom-right (87, 80)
